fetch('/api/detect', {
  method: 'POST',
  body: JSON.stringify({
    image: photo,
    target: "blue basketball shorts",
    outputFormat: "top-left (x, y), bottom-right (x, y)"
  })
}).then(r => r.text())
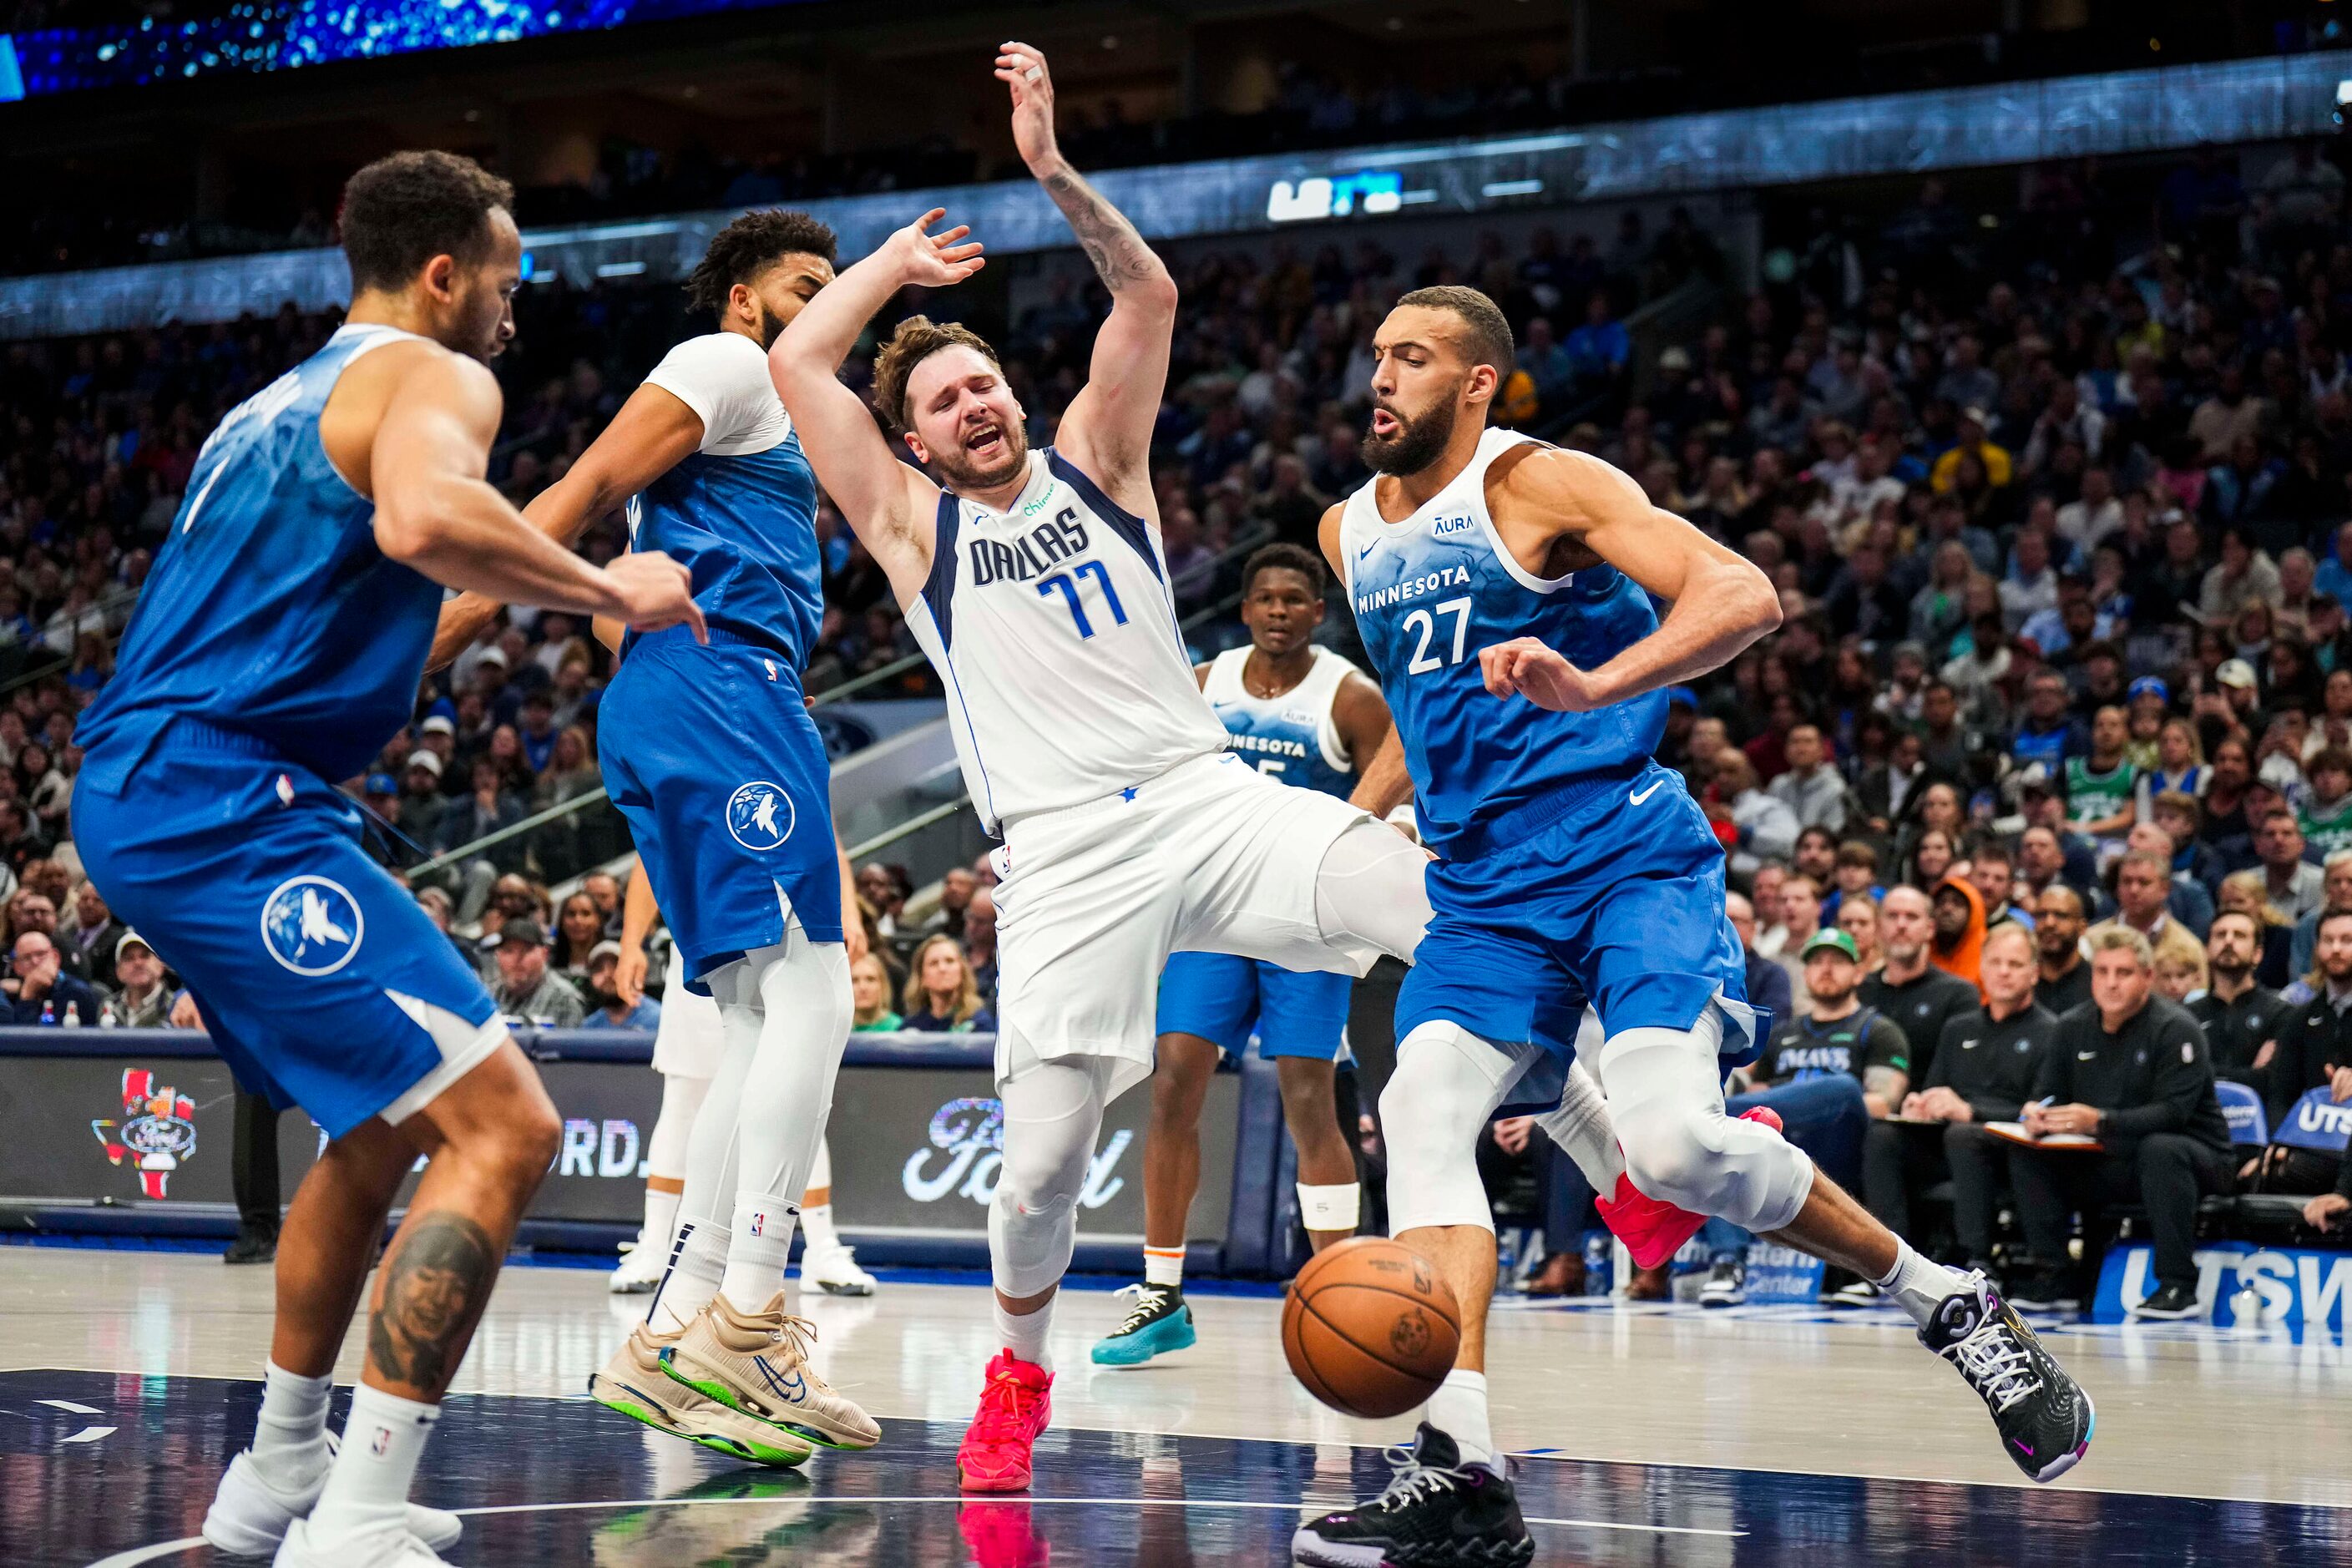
top-left (74, 724), bottom-right (503, 1141)
top-left (1398, 761), bottom-right (1766, 1105)
top-left (600, 632), bottom-right (843, 990)
top-left (1156, 949), bottom-right (1352, 1061)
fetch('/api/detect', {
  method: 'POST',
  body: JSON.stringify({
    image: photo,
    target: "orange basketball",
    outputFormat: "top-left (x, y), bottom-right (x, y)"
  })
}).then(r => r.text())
top-left (1281, 1237), bottom-right (1461, 1419)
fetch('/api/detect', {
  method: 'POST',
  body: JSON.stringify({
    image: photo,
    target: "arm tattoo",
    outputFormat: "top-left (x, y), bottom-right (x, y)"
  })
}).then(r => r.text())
top-left (367, 1211), bottom-right (496, 1393)
top-left (1041, 164), bottom-right (1164, 294)
top-left (1864, 1065), bottom-right (1904, 1103)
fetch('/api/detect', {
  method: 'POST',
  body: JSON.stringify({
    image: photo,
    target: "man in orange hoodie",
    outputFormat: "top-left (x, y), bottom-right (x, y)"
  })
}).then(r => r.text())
top-left (1931, 872), bottom-right (1990, 999)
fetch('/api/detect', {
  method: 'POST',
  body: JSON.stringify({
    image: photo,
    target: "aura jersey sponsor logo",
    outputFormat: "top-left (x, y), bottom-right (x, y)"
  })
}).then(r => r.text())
top-left (89, 1068), bottom-right (196, 1198)
top-left (1432, 514), bottom-right (1474, 535)
top-left (903, 1096), bottom-right (1130, 1209)
top-left (1354, 563), bottom-right (1472, 616)
top-left (968, 507), bottom-right (1091, 587)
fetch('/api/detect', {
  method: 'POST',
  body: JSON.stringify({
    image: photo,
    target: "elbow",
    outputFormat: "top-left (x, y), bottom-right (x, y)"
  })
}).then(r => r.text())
top-left (373, 503), bottom-right (441, 567)
top-left (1126, 273), bottom-right (1180, 320)
top-left (1740, 562), bottom-right (1783, 638)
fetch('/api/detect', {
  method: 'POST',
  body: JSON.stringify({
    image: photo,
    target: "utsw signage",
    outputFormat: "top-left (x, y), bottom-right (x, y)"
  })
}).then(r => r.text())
top-left (2096, 1242), bottom-right (2351, 1331)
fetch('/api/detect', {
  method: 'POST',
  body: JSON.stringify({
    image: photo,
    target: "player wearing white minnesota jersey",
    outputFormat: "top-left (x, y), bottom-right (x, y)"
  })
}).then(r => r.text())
top-left (771, 42), bottom-right (1435, 1495)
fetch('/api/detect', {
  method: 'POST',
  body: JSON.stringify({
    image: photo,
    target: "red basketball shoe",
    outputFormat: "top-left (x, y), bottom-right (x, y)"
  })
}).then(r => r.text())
top-left (958, 1351), bottom-right (1055, 1492)
top-left (1593, 1106), bottom-right (1785, 1269)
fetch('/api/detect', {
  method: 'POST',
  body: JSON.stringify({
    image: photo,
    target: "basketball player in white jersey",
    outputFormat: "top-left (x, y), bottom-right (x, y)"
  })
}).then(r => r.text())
top-left (606, 857), bottom-right (879, 1298)
top-left (1092, 542), bottom-right (1395, 1368)
top-left (769, 43), bottom-right (1437, 1493)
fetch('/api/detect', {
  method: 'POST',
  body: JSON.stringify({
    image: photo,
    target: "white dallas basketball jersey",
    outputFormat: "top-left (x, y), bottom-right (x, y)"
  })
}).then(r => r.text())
top-left (901, 448), bottom-right (1228, 834)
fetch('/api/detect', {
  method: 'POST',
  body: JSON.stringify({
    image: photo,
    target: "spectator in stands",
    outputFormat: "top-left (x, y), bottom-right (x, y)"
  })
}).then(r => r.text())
top-left (2288, 848), bottom-right (2352, 979)
top-left (2215, 870), bottom-right (2297, 989)
top-left (2253, 808), bottom-right (2326, 920)
top-left (580, 942), bottom-right (660, 1030)
top-left (1765, 723), bottom-right (1851, 832)
top-left (2122, 822), bottom-right (2214, 938)
top-left (2030, 884), bottom-right (2095, 1014)
top-left (550, 892), bottom-right (606, 984)
top-left (855, 862), bottom-right (909, 937)
top-left (900, 934), bottom-right (994, 1034)
top-left (850, 952), bottom-right (903, 1032)
top-left (2066, 706), bottom-right (2139, 847)
top-left (1709, 750), bottom-right (1798, 876)
top-left (1863, 886), bottom-right (1981, 1085)
top-left (1703, 928), bottom-right (1902, 1307)
top-left (1855, 923), bottom-right (2055, 1295)
top-left (2191, 909), bottom-right (2292, 1080)
top-left (964, 887), bottom-right (999, 1000)
top-left (62, 878), bottom-right (124, 990)
top-left (1772, 874), bottom-right (1823, 1012)
top-left (2006, 928), bottom-right (2233, 1318)
top-left (109, 931), bottom-right (172, 1029)
top-left (6, 929), bottom-right (99, 1024)
top-left (921, 866), bottom-right (979, 941)
top-left (1835, 892), bottom-right (1884, 975)
top-left (2148, 791), bottom-right (2224, 900)
top-left (2253, 908), bottom-right (2352, 1125)
top-left (485, 918), bottom-right (585, 1028)
top-left (1930, 875), bottom-right (1988, 994)
top-left (1562, 290), bottom-right (1630, 398)
top-left (1723, 889), bottom-right (1793, 1027)
top-left (1962, 841), bottom-right (2027, 933)
top-left (2010, 669), bottom-right (2086, 773)
top-left (8, 892), bottom-right (84, 980)
top-left (2087, 849), bottom-right (2211, 991)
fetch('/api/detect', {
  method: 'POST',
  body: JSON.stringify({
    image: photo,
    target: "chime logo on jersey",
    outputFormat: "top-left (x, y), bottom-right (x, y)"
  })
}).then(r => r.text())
top-left (260, 875), bottom-right (363, 976)
top-left (726, 781), bottom-right (795, 852)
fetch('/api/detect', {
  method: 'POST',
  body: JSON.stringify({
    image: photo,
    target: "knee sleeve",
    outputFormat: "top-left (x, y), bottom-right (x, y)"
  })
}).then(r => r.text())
top-left (989, 1038), bottom-right (1115, 1297)
top-left (646, 1073), bottom-right (711, 1182)
top-left (1598, 1014), bottom-right (1814, 1235)
top-left (1379, 1022), bottom-right (1520, 1235)
top-left (1313, 817), bottom-right (1435, 963)
top-left (708, 923), bottom-right (852, 1211)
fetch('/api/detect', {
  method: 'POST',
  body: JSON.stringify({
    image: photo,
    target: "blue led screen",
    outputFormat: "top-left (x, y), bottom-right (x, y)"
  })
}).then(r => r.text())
top-left (0, 0), bottom-right (812, 99)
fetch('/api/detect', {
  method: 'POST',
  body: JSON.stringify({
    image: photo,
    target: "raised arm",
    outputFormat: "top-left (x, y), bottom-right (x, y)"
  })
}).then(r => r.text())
top-left (427, 382), bottom-right (708, 670)
top-left (996, 41), bottom-right (1178, 504)
top-left (1479, 446), bottom-right (1780, 712)
top-left (769, 210), bottom-right (982, 603)
top-left (366, 346), bottom-right (705, 640)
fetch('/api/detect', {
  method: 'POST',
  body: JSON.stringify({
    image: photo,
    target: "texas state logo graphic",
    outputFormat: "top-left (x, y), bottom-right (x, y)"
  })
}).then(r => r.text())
top-left (90, 1069), bottom-right (197, 1198)
top-left (261, 875), bottom-right (364, 976)
top-left (726, 781), bottom-right (796, 852)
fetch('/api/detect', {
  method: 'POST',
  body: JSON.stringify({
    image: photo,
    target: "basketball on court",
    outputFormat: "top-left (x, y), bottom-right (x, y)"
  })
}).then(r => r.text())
top-left (1281, 1237), bottom-right (1460, 1419)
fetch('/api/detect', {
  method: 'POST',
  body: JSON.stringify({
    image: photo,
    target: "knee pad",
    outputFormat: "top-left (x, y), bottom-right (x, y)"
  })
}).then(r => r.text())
top-left (1601, 1024), bottom-right (1813, 1235)
top-left (989, 1041), bottom-right (1111, 1297)
top-left (1379, 1022), bottom-right (1516, 1234)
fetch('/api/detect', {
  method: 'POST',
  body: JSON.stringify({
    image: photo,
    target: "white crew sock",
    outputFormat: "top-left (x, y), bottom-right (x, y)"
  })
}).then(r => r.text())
top-left (1427, 1369), bottom-right (1495, 1467)
top-left (718, 1194), bottom-right (798, 1311)
top-left (638, 1186), bottom-right (683, 1257)
top-left (1877, 1238), bottom-right (1972, 1329)
top-left (306, 1384), bottom-right (438, 1540)
top-left (648, 1217), bottom-right (727, 1333)
top-left (247, 1360), bottom-right (332, 1495)
top-left (995, 1297), bottom-right (1055, 1373)
top-left (800, 1201), bottom-right (842, 1255)
top-left (1142, 1246), bottom-right (1186, 1290)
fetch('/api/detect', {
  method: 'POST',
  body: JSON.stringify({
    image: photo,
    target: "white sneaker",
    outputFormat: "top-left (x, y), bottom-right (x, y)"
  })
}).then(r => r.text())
top-left (609, 1241), bottom-right (668, 1294)
top-left (275, 1515), bottom-right (453, 1566)
top-left (205, 1446), bottom-right (462, 1557)
top-left (800, 1242), bottom-right (878, 1297)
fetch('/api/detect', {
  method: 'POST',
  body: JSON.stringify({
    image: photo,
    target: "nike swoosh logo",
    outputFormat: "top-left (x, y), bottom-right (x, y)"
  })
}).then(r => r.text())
top-left (1630, 779), bottom-right (1666, 806)
top-left (1356, 541), bottom-right (1378, 561)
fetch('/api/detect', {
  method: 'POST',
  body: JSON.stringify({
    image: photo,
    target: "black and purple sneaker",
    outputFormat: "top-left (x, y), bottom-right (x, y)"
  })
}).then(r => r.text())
top-left (1292, 1423), bottom-right (1533, 1566)
top-left (1922, 1271), bottom-right (2096, 1483)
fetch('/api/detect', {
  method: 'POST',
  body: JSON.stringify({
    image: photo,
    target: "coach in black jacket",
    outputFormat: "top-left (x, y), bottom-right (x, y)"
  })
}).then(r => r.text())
top-left (2005, 926), bottom-right (2233, 1319)
top-left (1859, 923), bottom-right (2056, 1276)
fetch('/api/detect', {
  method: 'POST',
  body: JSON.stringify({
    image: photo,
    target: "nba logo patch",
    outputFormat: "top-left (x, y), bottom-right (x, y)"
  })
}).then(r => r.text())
top-left (369, 1425), bottom-right (391, 1458)
top-left (748, 1210), bottom-right (766, 1237)
top-left (726, 781), bottom-right (795, 852)
top-left (260, 876), bottom-right (364, 976)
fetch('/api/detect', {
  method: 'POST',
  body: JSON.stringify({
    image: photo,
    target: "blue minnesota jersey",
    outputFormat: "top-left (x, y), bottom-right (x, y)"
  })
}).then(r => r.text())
top-left (1338, 427), bottom-right (1665, 857)
top-left (1199, 644), bottom-right (1358, 797)
top-left (79, 324), bottom-right (448, 787)
top-left (624, 331), bottom-right (822, 667)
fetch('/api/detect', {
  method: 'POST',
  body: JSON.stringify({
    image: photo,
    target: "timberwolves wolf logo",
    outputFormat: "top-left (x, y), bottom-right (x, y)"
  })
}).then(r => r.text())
top-left (260, 876), bottom-right (364, 975)
top-left (726, 781), bottom-right (796, 852)
top-left (90, 1068), bottom-right (197, 1198)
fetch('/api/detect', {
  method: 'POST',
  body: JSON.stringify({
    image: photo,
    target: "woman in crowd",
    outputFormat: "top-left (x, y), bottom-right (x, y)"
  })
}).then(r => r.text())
top-left (552, 891), bottom-right (605, 981)
top-left (2136, 717), bottom-right (2208, 813)
top-left (1904, 826), bottom-right (1958, 892)
top-left (900, 934), bottom-right (995, 1034)
top-left (1835, 893), bottom-right (1885, 975)
top-left (851, 951), bottom-right (903, 1033)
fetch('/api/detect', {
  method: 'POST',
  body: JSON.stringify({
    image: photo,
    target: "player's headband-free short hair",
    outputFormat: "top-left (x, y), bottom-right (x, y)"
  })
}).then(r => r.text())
top-left (686, 210), bottom-right (839, 319)
top-left (871, 315), bottom-right (1002, 436)
top-left (341, 150), bottom-right (516, 295)
top-left (1242, 542), bottom-right (1328, 598)
top-left (1393, 286), bottom-right (1515, 376)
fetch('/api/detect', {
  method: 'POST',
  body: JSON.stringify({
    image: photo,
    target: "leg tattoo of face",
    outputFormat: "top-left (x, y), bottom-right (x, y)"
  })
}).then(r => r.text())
top-left (367, 1211), bottom-right (495, 1393)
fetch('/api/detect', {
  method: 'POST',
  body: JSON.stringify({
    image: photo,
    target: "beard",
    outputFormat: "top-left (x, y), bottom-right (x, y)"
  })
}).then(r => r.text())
top-left (931, 418), bottom-right (1030, 494)
top-left (1363, 396), bottom-right (1459, 476)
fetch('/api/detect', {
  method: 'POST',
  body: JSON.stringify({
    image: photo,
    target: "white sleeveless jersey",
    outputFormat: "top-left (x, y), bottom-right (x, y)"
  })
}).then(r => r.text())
top-left (901, 448), bottom-right (1229, 834)
top-left (1200, 645), bottom-right (1359, 798)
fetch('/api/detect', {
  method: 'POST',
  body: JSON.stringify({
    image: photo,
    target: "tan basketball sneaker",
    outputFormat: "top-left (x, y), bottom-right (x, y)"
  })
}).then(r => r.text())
top-left (658, 1291), bottom-right (883, 1451)
top-left (589, 1321), bottom-right (816, 1468)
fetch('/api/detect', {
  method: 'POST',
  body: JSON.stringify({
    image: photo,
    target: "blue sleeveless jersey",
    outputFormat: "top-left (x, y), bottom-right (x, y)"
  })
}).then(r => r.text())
top-left (1339, 429), bottom-right (1666, 858)
top-left (1201, 645), bottom-right (1359, 799)
top-left (622, 332), bottom-right (822, 666)
top-left (79, 325), bottom-right (446, 787)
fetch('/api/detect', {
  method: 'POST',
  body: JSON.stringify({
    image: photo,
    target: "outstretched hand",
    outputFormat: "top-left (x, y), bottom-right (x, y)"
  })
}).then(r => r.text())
top-left (1479, 637), bottom-right (1611, 712)
top-left (604, 550), bottom-right (706, 643)
top-left (995, 40), bottom-right (1060, 170)
top-left (888, 209), bottom-right (987, 290)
